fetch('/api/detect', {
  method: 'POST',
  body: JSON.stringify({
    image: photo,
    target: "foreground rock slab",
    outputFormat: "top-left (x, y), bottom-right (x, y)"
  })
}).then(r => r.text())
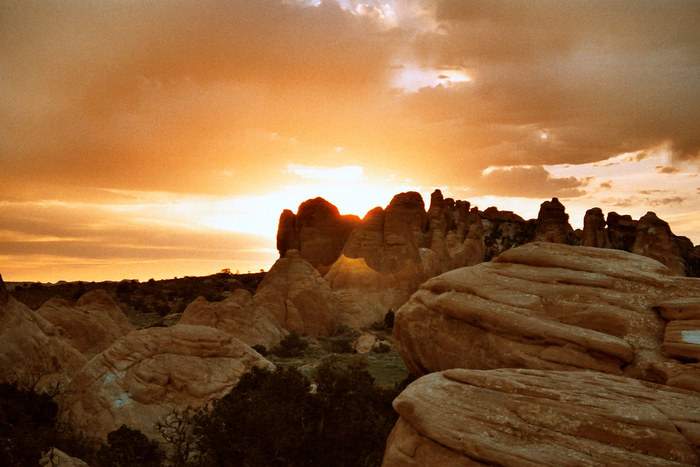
top-left (63, 324), bottom-right (273, 443)
top-left (383, 368), bottom-right (700, 466)
top-left (394, 242), bottom-right (700, 389)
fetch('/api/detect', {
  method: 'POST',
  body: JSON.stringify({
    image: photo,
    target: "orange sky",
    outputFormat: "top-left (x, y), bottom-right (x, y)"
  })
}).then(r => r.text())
top-left (1, 0), bottom-right (699, 282)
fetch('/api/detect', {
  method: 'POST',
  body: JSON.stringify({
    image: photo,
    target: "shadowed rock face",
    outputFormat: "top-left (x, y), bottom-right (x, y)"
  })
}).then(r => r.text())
top-left (535, 197), bottom-right (575, 244)
top-left (0, 275), bottom-right (86, 389)
top-left (393, 242), bottom-right (700, 390)
top-left (582, 207), bottom-right (609, 248)
top-left (275, 197), bottom-right (360, 273)
top-left (62, 324), bottom-right (273, 443)
top-left (633, 211), bottom-right (686, 275)
top-left (383, 369), bottom-right (700, 466)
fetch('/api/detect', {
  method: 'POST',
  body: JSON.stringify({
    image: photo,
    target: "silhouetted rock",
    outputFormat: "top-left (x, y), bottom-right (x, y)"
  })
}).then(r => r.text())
top-left (275, 197), bottom-right (360, 273)
top-left (535, 197), bottom-right (574, 243)
top-left (607, 211), bottom-right (638, 251)
top-left (582, 207), bottom-right (610, 248)
top-left (394, 242), bottom-right (700, 390)
top-left (384, 369), bottom-right (700, 466)
top-left (633, 211), bottom-right (686, 275)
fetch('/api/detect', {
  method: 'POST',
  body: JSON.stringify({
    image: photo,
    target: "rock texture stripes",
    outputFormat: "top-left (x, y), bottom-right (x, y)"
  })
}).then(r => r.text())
top-left (383, 369), bottom-right (700, 466)
top-left (393, 242), bottom-right (700, 390)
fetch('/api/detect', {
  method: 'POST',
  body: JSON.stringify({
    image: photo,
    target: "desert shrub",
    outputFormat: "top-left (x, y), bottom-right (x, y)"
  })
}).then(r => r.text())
top-left (384, 310), bottom-right (395, 329)
top-left (196, 366), bottom-right (316, 466)
top-left (251, 344), bottom-right (268, 356)
top-left (96, 425), bottom-right (164, 467)
top-left (195, 360), bottom-right (400, 466)
top-left (372, 342), bottom-right (392, 354)
top-left (271, 332), bottom-right (308, 358)
top-left (0, 382), bottom-right (58, 466)
top-left (156, 408), bottom-right (200, 466)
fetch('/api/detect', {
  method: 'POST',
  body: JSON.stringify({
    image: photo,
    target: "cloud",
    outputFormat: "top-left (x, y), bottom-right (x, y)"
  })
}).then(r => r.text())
top-left (468, 165), bottom-right (589, 198)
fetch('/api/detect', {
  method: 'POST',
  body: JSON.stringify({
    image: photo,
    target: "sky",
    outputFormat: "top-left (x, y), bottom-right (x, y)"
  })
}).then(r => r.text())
top-left (1, 0), bottom-right (699, 282)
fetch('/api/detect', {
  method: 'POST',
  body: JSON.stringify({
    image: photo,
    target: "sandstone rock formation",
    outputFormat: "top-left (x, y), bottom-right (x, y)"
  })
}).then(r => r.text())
top-left (633, 211), bottom-right (686, 275)
top-left (393, 242), bottom-right (700, 390)
top-left (276, 197), bottom-right (360, 273)
top-left (36, 290), bottom-right (134, 358)
top-left (581, 207), bottom-right (609, 248)
top-left (607, 211), bottom-right (638, 251)
top-left (0, 274), bottom-right (86, 389)
top-left (254, 249), bottom-right (347, 335)
top-left (62, 324), bottom-right (273, 443)
top-left (383, 368), bottom-right (700, 466)
top-left (179, 289), bottom-right (287, 348)
top-left (534, 197), bottom-right (575, 244)
top-left (324, 191), bottom-right (487, 320)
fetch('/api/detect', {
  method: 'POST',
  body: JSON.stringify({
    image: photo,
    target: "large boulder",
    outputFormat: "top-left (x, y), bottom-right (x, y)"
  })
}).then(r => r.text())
top-left (36, 290), bottom-right (134, 358)
top-left (62, 324), bottom-right (272, 443)
top-left (254, 250), bottom-right (347, 335)
top-left (276, 197), bottom-right (360, 273)
top-left (179, 289), bottom-right (287, 348)
top-left (393, 242), bottom-right (700, 390)
top-left (0, 274), bottom-right (86, 389)
top-left (383, 368), bottom-right (700, 466)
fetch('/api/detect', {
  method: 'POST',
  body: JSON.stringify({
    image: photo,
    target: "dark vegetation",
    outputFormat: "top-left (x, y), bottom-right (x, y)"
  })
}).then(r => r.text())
top-left (9, 270), bottom-right (265, 328)
top-left (0, 361), bottom-right (409, 466)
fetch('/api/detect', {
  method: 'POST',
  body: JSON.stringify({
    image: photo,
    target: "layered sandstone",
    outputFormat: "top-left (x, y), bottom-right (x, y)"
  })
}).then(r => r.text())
top-left (393, 242), bottom-right (700, 389)
top-left (383, 368), bottom-right (700, 466)
top-left (62, 324), bottom-right (273, 443)
top-left (36, 290), bottom-right (134, 358)
top-left (179, 289), bottom-right (287, 348)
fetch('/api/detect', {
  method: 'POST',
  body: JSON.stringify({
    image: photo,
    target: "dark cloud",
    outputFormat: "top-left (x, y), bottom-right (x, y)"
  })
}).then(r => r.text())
top-left (467, 165), bottom-right (589, 198)
top-left (649, 197), bottom-right (685, 206)
top-left (599, 181), bottom-right (612, 190)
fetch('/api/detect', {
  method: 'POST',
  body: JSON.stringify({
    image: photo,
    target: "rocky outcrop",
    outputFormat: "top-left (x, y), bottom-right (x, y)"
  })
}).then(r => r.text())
top-left (581, 207), bottom-right (609, 248)
top-left (393, 242), bottom-right (700, 390)
top-left (607, 211), bottom-right (638, 251)
top-left (62, 324), bottom-right (273, 443)
top-left (383, 368), bottom-right (700, 466)
top-left (179, 289), bottom-right (287, 348)
top-left (254, 250), bottom-right (348, 335)
top-left (0, 274), bottom-right (86, 389)
top-left (276, 197), bottom-right (360, 273)
top-left (534, 198), bottom-right (575, 244)
top-left (633, 211), bottom-right (686, 275)
top-left (36, 290), bottom-right (134, 358)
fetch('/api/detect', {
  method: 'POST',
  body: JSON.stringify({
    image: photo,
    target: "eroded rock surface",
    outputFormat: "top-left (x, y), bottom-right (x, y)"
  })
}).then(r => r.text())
top-left (394, 242), bottom-right (700, 389)
top-left (63, 324), bottom-right (273, 443)
top-left (383, 368), bottom-right (700, 466)
top-left (36, 290), bottom-right (134, 358)
top-left (179, 289), bottom-right (287, 348)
